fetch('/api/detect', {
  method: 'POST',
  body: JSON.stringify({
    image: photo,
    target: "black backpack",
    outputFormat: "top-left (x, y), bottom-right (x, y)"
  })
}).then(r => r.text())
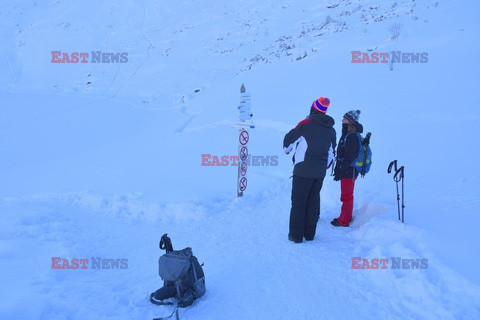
top-left (150, 234), bottom-right (206, 308)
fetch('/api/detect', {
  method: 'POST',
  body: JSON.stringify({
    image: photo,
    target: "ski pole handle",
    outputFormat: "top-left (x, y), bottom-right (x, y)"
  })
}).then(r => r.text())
top-left (387, 160), bottom-right (398, 174)
top-left (393, 166), bottom-right (404, 182)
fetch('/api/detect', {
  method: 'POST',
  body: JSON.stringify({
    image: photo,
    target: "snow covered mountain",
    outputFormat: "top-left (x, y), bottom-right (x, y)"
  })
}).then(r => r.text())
top-left (1, 0), bottom-right (479, 319)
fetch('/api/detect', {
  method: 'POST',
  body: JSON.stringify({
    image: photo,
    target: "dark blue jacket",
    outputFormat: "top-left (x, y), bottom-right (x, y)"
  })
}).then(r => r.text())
top-left (283, 112), bottom-right (336, 178)
top-left (335, 122), bottom-right (364, 179)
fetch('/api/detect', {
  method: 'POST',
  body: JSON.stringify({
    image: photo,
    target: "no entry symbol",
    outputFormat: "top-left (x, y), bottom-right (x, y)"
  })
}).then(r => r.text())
top-left (239, 130), bottom-right (249, 145)
top-left (239, 177), bottom-right (247, 191)
top-left (239, 146), bottom-right (248, 161)
top-left (240, 161), bottom-right (247, 176)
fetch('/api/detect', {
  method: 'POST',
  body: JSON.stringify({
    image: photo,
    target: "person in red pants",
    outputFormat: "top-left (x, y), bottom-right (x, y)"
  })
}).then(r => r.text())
top-left (331, 110), bottom-right (362, 227)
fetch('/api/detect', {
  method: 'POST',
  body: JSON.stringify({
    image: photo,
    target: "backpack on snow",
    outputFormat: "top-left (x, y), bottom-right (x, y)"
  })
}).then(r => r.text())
top-left (346, 132), bottom-right (372, 177)
top-left (150, 234), bottom-right (206, 308)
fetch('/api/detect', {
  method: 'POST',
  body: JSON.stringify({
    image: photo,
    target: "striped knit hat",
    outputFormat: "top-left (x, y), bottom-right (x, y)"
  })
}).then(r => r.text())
top-left (311, 97), bottom-right (330, 113)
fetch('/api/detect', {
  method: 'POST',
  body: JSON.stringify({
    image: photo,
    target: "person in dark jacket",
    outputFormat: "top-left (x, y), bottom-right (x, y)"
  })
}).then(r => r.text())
top-left (283, 97), bottom-right (337, 243)
top-left (331, 110), bottom-right (363, 227)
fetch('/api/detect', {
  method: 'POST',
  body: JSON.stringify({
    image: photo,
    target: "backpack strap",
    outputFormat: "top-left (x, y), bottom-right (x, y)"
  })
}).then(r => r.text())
top-left (150, 293), bottom-right (174, 306)
top-left (159, 234), bottom-right (174, 253)
top-left (152, 307), bottom-right (180, 320)
top-left (150, 286), bottom-right (177, 305)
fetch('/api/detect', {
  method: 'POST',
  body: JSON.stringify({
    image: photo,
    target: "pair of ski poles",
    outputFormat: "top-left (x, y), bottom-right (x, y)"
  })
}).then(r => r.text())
top-left (388, 160), bottom-right (405, 223)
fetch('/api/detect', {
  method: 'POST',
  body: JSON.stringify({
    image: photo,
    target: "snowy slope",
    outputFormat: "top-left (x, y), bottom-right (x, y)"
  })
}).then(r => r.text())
top-left (1, 0), bottom-right (480, 319)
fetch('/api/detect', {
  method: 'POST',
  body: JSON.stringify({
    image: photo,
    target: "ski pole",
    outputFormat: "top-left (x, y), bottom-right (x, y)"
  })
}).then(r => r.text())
top-left (387, 160), bottom-right (401, 221)
top-left (393, 166), bottom-right (405, 223)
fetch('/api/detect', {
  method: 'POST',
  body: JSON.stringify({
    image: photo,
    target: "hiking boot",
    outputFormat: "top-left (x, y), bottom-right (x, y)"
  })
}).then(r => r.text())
top-left (331, 218), bottom-right (347, 227)
top-left (288, 233), bottom-right (303, 243)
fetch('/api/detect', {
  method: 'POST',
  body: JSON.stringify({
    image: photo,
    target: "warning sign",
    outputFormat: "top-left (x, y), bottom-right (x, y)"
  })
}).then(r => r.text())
top-left (240, 161), bottom-right (247, 176)
top-left (236, 84), bottom-right (253, 197)
top-left (238, 177), bottom-right (247, 192)
top-left (239, 146), bottom-right (248, 161)
top-left (239, 130), bottom-right (249, 146)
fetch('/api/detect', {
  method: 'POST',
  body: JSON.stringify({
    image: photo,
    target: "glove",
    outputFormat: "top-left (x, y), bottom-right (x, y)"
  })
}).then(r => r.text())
top-left (333, 172), bottom-right (342, 181)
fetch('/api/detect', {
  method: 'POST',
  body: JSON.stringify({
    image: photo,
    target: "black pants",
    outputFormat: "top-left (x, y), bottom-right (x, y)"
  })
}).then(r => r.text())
top-left (289, 175), bottom-right (325, 241)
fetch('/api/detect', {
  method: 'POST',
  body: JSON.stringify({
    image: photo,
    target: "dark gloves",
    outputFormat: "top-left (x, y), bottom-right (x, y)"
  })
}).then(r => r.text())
top-left (334, 161), bottom-right (348, 181)
top-left (333, 171), bottom-right (342, 181)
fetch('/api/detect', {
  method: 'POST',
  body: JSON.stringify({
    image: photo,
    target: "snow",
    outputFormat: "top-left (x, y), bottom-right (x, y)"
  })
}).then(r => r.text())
top-left (1, 0), bottom-right (480, 319)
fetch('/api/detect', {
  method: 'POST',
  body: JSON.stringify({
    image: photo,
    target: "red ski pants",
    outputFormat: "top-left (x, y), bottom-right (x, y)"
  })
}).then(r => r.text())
top-left (338, 177), bottom-right (356, 226)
